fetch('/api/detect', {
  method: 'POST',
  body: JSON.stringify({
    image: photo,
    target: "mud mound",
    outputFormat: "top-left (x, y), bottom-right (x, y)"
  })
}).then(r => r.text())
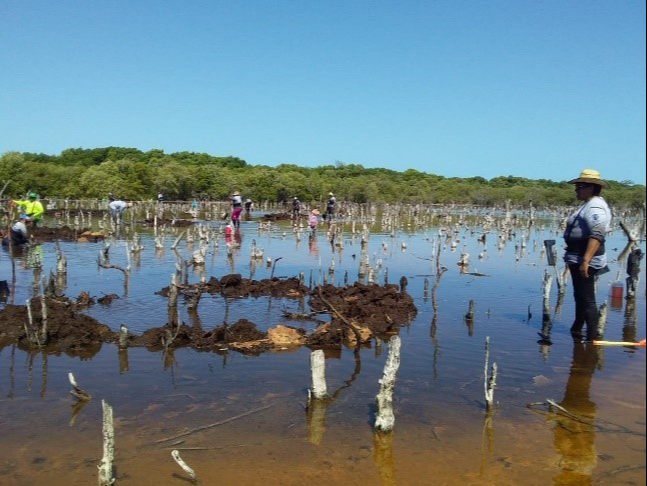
top-left (0, 275), bottom-right (417, 357)
top-left (0, 297), bottom-right (118, 357)
top-left (155, 274), bottom-right (309, 300)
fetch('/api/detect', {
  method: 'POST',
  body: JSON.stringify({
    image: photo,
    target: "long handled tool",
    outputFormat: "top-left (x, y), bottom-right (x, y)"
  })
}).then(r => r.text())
top-left (592, 339), bottom-right (646, 347)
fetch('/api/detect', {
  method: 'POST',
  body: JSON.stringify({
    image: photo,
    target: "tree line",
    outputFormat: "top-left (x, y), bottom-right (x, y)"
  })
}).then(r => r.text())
top-left (1, 147), bottom-right (644, 208)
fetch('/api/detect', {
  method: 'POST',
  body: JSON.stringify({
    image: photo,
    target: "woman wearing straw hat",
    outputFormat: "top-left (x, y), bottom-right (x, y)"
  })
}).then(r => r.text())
top-left (563, 169), bottom-right (611, 341)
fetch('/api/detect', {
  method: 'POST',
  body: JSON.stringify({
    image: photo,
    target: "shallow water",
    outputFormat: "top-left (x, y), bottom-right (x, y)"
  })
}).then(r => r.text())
top-left (1, 211), bottom-right (645, 485)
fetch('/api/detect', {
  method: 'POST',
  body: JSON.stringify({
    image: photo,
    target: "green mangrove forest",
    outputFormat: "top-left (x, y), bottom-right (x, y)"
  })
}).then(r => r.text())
top-left (1, 147), bottom-right (644, 208)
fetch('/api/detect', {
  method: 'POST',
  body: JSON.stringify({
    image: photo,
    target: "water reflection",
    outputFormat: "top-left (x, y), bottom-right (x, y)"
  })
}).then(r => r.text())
top-left (552, 342), bottom-right (601, 484)
top-left (306, 348), bottom-right (361, 445)
top-left (0, 207), bottom-right (644, 484)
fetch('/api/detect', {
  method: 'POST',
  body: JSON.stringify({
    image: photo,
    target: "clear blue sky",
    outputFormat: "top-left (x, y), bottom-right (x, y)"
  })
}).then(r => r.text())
top-left (1, 1), bottom-right (645, 185)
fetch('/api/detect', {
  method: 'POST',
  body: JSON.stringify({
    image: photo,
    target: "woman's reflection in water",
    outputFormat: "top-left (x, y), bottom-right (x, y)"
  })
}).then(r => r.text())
top-left (553, 341), bottom-right (600, 484)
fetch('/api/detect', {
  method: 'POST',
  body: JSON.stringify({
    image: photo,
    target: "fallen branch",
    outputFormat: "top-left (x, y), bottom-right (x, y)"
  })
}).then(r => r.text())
top-left (527, 399), bottom-right (646, 436)
top-left (317, 287), bottom-right (364, 345)
top-left (97, 257), bottom-right (128, 274)
top-left (153, 403), bottom-right (275, 444)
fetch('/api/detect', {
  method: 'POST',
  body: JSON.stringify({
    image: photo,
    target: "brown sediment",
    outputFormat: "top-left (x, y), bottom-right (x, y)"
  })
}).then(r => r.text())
top-left (0, 276), bottom-right (417, 357)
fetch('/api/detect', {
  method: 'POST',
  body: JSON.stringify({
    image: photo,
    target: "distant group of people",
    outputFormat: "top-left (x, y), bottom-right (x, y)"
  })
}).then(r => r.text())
top-left (290, 191), bottom-right (336, 225)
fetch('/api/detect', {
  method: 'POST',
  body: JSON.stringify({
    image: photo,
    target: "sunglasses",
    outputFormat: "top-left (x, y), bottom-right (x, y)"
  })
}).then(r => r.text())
top-left (575, 183), bottom-right (591, 189)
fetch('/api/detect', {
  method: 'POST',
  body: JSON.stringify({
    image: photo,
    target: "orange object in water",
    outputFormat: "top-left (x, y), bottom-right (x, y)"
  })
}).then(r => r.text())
top-left (610, 281), bottom-right (623, 299)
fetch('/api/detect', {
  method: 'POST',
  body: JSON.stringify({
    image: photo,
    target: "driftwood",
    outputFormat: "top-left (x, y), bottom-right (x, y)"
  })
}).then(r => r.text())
top-left (68, 372), bottom-right (91, 401)
top-left (171, 450), bottom-right (196, 481)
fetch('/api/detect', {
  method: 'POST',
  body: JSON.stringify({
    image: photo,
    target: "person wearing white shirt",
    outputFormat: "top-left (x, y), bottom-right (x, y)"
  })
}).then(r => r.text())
top-left (109, 199), bottom-right (129, 225)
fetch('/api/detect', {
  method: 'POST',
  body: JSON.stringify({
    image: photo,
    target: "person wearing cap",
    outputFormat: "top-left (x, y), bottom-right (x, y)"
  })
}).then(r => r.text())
top-left (230, 191), bottom-right (243, 228)
top-left (10, 214), bottom-right (31, 246)
top-left (325, 192), bottom-right (336, 221)
top-left (563, 169), bottom-right (612, 341)
top-left (13, 192), bottom-right (44, 228)
top-left (108, 198), bottom-right (129, 225)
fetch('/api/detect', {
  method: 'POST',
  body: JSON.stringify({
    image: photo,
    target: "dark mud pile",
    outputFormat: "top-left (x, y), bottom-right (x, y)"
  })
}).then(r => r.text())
top-left (32, 226), bottom-right (106, 242)
top-left (0, 275), bottom-right (417, 358)
top-left (141, 217), bottom-right (196, 227)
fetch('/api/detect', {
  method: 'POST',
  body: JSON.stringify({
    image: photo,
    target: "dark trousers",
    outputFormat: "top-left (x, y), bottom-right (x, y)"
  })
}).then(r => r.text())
top-left (568, 264), bottom-right (601, 340)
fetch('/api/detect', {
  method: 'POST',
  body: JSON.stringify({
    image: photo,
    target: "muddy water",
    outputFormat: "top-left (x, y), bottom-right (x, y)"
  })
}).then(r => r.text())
top-left (0, 212), bottom-right (645, 485)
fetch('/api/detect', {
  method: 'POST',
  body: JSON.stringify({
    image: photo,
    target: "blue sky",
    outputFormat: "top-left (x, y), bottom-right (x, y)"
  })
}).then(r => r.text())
top-left (1, 1), bottom-right (645, 185)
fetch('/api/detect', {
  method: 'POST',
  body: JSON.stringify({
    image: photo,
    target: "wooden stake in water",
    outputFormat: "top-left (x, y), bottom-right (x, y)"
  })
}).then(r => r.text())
top-left (309, 349), bottom-right (328, 399)
top-left (596, 302), bottom-right (608, 339)
top-left (98, 400), bottom-right (115, 486)
top-left (484, 336), bottom-right (497, 410)
top-left (118, 324), bottom-right (129, 349)
top-left (375, 335), bottom-right (401, 432)
top-left (40, 294), bottom-right (48, 345)
top-left (541, 270), bottom-right (553, 321)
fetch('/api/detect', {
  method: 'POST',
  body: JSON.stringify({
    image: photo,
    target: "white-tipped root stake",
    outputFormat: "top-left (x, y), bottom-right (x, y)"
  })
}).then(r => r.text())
top-left (374, 335), bottom-right (401, 432)
top-left (68, 372), bottom-right (91, 401)
top-left (309, 349), bottom-right (328, 399)
top-left (98, 400), bottom-right (115, 485)
top-left (172, 450), bottom-right (196, 481)
top-left (119, 324), bottom-right (129, 349)
top-left (541, 270), bottom-right (553, 320)
top-left (484, 336), bottom-right (497, 410)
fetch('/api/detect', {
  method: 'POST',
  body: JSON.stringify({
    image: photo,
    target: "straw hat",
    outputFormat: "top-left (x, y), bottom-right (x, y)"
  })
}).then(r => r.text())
top-left (232, 191), bottom-right (240, 196)
top-left (328, 192), bottom-right (334, 196)
top-left (311, 208), bottom-right (320, 215)
top-left (568, 169), bottom-right (609, 188)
